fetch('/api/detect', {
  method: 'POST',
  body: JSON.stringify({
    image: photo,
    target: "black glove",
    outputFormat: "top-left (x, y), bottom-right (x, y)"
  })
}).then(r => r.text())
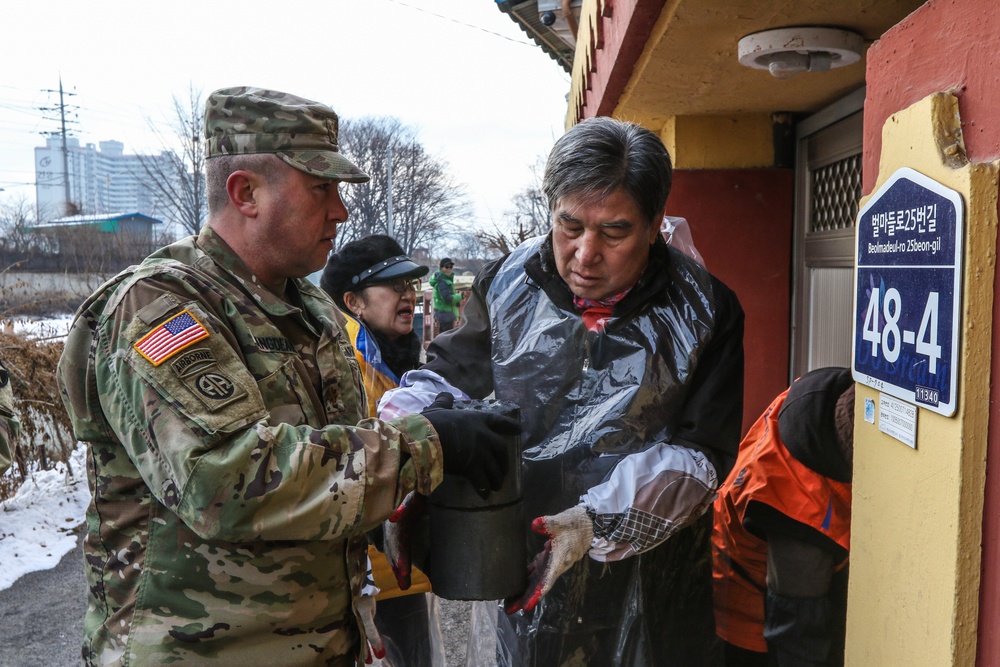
top-left (421, 392), bottom-right (521, 499)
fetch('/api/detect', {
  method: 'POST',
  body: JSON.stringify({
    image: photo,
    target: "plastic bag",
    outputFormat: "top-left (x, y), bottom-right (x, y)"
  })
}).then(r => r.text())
top-left (370, 593), bottom-right (446, 667)
top-left (661, 215), bottom-right (704, 266)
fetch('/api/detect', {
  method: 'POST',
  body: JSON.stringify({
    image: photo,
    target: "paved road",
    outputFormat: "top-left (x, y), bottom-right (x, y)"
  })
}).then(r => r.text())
top-left (0, 531), bottom-right (86, 667)
top-left (0, 532), bottom-right (476, 667)
top-left (439, 599), bottom-right (473, 666)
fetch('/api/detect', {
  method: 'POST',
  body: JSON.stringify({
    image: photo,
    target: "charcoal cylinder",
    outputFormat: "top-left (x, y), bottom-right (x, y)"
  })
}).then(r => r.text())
top-left (427, 399), bottom-right (525, 601)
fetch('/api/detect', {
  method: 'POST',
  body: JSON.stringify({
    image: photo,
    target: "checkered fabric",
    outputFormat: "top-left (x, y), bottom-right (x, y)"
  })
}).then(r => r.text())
top-left (589, 507), bottom-right (672, 554)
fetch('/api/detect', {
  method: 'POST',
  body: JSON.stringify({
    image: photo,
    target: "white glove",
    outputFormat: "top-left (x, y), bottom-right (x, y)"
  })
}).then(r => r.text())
top-left (504, 505), bottom-right (594, 614)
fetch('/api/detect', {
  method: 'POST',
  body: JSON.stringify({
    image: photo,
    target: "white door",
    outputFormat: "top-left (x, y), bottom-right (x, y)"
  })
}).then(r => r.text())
top-left (790, 89), bottom-right (864, 379)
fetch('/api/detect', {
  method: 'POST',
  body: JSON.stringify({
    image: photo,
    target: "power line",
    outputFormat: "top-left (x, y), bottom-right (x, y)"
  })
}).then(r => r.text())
top-left (381, 0), bottom-right (536, 47)
top-left (0, 101), bottom-right (44, 117)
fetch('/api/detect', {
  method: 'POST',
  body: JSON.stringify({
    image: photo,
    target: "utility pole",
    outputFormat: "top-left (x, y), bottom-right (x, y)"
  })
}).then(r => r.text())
top-left (39, 76), bottom-right (78, 217)
top-left (58, 78), bottom-right (70, 210)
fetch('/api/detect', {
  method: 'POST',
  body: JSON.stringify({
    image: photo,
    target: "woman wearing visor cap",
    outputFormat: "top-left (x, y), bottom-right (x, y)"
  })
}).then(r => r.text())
top-left (323, 235), bottom-right (429, 416)
top-left (322, 235), bottom-right (443, 667)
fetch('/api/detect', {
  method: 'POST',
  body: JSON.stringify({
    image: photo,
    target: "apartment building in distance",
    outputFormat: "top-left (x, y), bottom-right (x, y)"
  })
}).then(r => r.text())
top-left (34, 136), bottom-right (173, 223)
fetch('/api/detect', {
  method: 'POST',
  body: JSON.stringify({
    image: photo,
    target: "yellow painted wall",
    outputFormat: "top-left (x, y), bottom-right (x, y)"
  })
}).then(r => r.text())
top-left (618, 112), bottom-right (773, 169)
top-left (665, 114), bottom-right (773, 169)
top-left (846, 93), bottom-right (997, 665)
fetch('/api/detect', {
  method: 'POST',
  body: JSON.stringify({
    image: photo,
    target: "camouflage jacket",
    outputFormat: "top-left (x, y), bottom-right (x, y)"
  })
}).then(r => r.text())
top-left (57, 226), bottom-right (443, 666)
top-left (0, 359), bottom-right (18, 475)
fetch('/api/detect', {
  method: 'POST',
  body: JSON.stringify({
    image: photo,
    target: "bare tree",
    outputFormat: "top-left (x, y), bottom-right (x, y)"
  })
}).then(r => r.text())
top-left (336, 117), bottom-right (471, 254)
top-left (449, 231), bottom-right (495, 261)
top-left (476, 216), bottom-right (539, 257)
top-left (507, 186), bottom-right (549, 237)
top-left (0, 194), bottom-right (42, 255)
top-left (139, 84), bottom-right (207, 237)
top-left (477, 158), bottom-right (550, 256)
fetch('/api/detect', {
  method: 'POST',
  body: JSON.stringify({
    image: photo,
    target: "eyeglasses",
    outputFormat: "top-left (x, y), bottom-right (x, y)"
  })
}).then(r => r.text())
top-left (372, 278), bottom-right (421, 293)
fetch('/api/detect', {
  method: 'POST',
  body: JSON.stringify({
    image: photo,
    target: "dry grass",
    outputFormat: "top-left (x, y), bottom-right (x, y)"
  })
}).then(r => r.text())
top-left (0, 330), bottom-right (74, 501)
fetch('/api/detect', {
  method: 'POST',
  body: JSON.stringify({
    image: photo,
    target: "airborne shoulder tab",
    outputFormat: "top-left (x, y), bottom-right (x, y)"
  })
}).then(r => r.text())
top-left (170, 348), bottom-right (216, 377)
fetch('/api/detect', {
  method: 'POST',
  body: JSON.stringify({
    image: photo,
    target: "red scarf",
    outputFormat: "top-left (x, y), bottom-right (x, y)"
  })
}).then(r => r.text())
top-left (573, 286), bottom-right (633, 332)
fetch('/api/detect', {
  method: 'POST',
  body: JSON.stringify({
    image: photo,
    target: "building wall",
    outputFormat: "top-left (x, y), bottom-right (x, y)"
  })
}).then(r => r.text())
top-left (862, 5), bottom-right (1000, 192)
top-left (562, 0), bottom-right (1000, 662)
top-left (568, 0), bottom-right (666, 126)
top-left (669, 168), bottom-right (793, 435)
top-left (847, 92), bottom-right (996, 667)
top-left (848, 3), bottom-right (1000, 663)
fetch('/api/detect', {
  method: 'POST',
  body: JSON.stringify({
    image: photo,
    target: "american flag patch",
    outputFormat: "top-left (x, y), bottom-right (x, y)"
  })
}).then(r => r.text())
top-left (133, 310), bottom-right (210, 366)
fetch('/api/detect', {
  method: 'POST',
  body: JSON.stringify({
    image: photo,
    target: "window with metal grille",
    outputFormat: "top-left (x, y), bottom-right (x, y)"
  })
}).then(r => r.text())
top-left (810, 153), bottom-right (862, 232)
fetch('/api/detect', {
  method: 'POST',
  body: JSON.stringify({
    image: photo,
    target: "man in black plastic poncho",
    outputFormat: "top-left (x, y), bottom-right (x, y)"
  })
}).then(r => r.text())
top-left (380, 116), bottom-right (745, 666)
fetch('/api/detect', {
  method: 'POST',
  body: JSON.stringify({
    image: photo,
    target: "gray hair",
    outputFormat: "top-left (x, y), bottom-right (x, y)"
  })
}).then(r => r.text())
top-left (206, 154), bottom-right (284, 215)
top-left (542, 117), bottom-right (672, 226)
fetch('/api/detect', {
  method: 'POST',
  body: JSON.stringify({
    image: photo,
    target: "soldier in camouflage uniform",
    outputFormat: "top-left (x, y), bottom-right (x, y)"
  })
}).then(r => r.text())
top-left (0, 360), bottom-right (19, 475)
top-left (57, 87), bottom-right (517, 667)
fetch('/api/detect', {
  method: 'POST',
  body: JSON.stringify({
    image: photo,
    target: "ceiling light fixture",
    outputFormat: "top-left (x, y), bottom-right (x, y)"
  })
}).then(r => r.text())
top-left (738, 27), bottom-right (865, 80)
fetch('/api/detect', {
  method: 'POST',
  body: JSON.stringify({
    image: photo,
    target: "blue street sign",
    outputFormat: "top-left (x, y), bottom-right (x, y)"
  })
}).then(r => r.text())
top-left (852, 167), bottom-right (964, 416)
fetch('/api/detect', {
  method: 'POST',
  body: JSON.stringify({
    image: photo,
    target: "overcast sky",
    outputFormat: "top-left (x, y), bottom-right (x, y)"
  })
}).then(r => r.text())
top-left (0, 0), bottom-right (570, 231)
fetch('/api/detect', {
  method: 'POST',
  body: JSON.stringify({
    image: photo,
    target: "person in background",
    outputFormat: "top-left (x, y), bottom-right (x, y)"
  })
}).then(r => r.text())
top-left (381, 115), bottom-right (745, 666)
top-left (429, 258), bottom-right (461, 334)
top-left (56, 86), bottom-right (518, 667)
top-left (712, 367), bottom-right (854, 667)
top-left (0, 360), bottom-right (19, 476)
top-left (321, 234), bottom-right (442, 667)
top-left (322, 235), bottom-right (427, 416)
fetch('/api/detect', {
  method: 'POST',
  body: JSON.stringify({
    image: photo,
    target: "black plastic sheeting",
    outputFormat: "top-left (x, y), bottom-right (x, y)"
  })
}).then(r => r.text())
top-left (458, 238), bottom-right (728, 666)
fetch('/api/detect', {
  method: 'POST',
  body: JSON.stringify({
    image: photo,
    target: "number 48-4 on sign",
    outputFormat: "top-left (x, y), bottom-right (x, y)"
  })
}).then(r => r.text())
top-left (852, 167), bottom-right (963, 417)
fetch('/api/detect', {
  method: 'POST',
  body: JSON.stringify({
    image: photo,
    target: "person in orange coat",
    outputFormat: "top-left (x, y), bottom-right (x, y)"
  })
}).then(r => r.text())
top-left (712, 367), bottom-right (854, 667)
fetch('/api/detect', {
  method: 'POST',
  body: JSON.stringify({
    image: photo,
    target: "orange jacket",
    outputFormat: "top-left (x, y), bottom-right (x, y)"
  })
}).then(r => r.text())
top-left (712, 387), bottom-right (851, 652)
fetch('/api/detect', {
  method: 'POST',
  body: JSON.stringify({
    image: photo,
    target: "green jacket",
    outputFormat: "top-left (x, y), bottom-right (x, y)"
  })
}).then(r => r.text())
top-left (57, 226), bottom-right (443, 666)
top-left (429, 270), bottom-right (462, 318)
top-left (0, 360), bottom-right (18, 475)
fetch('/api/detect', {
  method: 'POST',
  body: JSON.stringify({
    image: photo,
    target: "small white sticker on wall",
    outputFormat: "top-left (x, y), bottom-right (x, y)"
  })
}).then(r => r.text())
top-left (864, 397), bottom-right (875, 424)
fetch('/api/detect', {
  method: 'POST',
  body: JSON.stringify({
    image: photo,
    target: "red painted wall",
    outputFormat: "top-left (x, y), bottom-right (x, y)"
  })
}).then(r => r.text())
top-left (577, 0), bottom-right (666, 120)
top-left (864, 3), bottom-right (1000, 193)
top-left (669, 168), bottom-right (794, 436)
top-left (864, 3), bottom-right (1000, 663)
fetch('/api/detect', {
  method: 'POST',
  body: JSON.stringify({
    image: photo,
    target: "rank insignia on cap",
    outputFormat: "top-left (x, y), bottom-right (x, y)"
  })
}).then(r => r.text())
top-left (134, 310), bottom-right (210, 366)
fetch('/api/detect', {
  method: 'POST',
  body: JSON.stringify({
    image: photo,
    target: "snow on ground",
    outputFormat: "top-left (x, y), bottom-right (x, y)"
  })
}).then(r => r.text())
top-left (0, 442), bottom-right (90, 591)
top-left (11, 314), bottom-right (75, 339)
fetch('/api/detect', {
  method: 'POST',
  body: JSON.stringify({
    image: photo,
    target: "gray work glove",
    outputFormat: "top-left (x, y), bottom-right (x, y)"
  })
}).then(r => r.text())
top-left (504, 505), bottom-right (595, 614)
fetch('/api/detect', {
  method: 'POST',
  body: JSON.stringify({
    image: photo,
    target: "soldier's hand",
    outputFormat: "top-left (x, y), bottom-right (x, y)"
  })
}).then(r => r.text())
top-left (384, 490), bottom-right (428, 590)
top-left (421, 392), bottom-right (520, 499)
top-left (356, 593), bottom-right (385, 663)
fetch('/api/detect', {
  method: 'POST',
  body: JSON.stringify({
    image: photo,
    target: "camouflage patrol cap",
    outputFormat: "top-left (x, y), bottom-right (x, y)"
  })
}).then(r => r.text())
top-left (204, 87), bottom-right (370, 183)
